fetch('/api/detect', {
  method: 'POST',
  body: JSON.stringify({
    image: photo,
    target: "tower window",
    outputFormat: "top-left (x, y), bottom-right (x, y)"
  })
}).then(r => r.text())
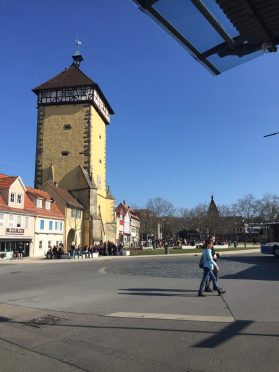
top-left (61, 151), bottom-right (70, 157)
top-left (63, 124), bottom-right (72, 130)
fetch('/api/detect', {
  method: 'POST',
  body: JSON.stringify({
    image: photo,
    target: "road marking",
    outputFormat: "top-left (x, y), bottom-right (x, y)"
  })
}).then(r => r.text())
top-left (107, 312), bottom-right (234, 323)
top-left (98, 267), bottom-right (106, 273)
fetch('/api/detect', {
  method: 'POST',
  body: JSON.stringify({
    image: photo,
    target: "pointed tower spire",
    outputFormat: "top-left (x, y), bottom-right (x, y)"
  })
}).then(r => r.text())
top-left (208, 194), bottom-right (219, 217)
top-left (72, 39), bottom-right (84, 68)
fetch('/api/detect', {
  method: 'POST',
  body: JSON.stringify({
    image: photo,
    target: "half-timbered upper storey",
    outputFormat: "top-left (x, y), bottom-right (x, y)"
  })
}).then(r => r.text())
top-left (33, 63), bottom-right (114, 124)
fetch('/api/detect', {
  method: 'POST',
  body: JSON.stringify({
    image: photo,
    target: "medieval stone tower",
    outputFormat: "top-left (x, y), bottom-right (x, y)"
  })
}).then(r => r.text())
top-left (32, 45), bottom-right (116, 245)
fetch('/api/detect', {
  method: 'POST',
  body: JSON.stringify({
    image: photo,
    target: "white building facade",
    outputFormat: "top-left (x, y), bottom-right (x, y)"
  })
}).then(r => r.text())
top-left (0, 174), bottom-right (65, 259)
top-left (26, 187), bottom-right (64, 257)
top-left (115, 201), bottom-right (140, 247)
top-left (0, 175), bottom-right (36, 258)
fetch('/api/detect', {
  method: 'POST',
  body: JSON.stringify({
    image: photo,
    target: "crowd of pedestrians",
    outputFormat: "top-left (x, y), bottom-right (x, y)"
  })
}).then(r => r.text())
top-left (46, 243), bottom-right (65, 259)
top-left (46, 241), bottom-right (126, 259)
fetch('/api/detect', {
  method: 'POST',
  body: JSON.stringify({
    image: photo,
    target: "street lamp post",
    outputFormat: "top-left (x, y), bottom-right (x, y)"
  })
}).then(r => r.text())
top-left (263, 132), bottom-right (279, 137)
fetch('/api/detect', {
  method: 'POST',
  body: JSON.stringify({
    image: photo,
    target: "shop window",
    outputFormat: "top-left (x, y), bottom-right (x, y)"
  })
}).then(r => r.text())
top-left (0, 242), bottom-right (5, 252)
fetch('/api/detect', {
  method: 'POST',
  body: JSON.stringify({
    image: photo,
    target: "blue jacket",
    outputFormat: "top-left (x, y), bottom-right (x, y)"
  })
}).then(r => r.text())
top-left (202, 248), bottom-right (218, 270)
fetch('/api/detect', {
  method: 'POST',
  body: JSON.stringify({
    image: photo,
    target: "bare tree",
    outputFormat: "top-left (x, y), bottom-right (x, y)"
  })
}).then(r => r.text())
top-left (146, 197), bottom-right (175, 218)
top-left (258, 193), bottom-right (279, 222)
top-left (231, 194), bottom-right (260, 222)
top-left (218, 204), bottom-right (233, 217)
top-left (136, 209), bottom-right (157, 240)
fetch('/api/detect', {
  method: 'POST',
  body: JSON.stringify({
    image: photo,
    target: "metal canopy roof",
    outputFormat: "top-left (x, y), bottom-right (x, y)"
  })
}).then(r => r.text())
top-left (132, 0), bottom-right (279, 74)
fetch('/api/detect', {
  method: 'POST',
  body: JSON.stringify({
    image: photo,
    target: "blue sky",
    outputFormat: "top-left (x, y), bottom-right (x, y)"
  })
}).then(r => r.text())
top-left (1, 0), bottom-right (279, 210)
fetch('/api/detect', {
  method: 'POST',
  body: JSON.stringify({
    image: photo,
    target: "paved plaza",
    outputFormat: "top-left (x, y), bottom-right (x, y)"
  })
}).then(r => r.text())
top-left (0, 251), bottom-right (278, 371)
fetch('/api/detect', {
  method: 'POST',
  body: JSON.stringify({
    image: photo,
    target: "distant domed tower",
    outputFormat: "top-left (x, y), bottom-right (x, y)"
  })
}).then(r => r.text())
top-left (207, 195), bottom-right (219, 218)
top-left (32, 42), bottom-right (116, 245)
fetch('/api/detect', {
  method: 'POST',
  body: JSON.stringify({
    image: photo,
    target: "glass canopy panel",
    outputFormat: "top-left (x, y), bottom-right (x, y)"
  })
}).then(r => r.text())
top-left (133, 0), bottom-right (272, 74)
top-left (208, 49), bottom-right (264, 72)
top-left (153, 0), bottom-right (226, 53)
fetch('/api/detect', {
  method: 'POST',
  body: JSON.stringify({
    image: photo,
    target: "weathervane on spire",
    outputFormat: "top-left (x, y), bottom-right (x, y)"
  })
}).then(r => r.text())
top-left (75, 38), bottom-right (81, 51)
top-left (72, 38), bottom-right (84, 68)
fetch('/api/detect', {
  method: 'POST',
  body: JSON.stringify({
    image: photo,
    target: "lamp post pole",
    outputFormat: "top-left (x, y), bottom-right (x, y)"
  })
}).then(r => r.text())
top-left (263, 132), bottom-right (279, 137)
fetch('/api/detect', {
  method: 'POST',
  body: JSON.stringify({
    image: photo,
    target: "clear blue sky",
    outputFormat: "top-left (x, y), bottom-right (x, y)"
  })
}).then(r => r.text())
top-left (1, 0), bottom-right (279, 210)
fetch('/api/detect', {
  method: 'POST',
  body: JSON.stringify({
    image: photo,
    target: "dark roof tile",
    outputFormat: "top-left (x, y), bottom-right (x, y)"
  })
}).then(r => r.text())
top-left (33, 64), bottom-right (96, 92)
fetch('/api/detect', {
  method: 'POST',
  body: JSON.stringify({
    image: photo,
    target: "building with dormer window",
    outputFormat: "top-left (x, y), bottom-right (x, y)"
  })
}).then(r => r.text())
top-left (0, 174), bottom-right (36, 258)
top-left (0, 173), bottom-right (64, 259)
top-left (26, 187), bottom-right (64, 257)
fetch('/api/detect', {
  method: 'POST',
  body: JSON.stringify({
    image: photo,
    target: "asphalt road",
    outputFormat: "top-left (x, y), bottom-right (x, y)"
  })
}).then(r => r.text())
top-left (0, 252), bottom-right (278, 372)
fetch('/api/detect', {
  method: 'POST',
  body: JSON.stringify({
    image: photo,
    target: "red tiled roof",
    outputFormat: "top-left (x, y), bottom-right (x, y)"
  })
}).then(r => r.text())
top-left (116, 202), bottom-right (140, 220)
top-left (0, 192), bottom-right (7, 208)
top-left (0, 174), bottom-right (17, 188)
top-left (36, 203), bottom-right (64, 219)
top-left (0, 184), bottom-right (63, 219)
top-left (24, 193), bottom-right (37, 212)
top-left (26, 186), bottom-right (64, 219)
top-left (26, 186), bottom-right (51, 200)
top-left (0, 191), bottom-right (36, 215)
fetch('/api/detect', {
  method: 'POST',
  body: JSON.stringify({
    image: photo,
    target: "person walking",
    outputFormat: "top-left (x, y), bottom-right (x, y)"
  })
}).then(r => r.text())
top-left (205, 244), bottom-right (220, 292)
top-left (198, 238), bottom-right (226, 297)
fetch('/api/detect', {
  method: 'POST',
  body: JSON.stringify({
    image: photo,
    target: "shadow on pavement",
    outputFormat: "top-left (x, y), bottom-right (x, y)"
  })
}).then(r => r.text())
top-left (220, 255), bottom-right (279, 281)
top-left (119, 288), bottom-right (197, 293)
top-left (193, 320), bottom-right (253, 348)
top-left (1, 316), bottom-right (278, 349)
top-left (118, 288), bottom-right (198, 297)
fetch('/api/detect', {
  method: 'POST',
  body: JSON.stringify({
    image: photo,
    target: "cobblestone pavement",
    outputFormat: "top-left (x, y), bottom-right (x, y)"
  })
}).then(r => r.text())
top-left (103, 253), bottom-right (279, 281)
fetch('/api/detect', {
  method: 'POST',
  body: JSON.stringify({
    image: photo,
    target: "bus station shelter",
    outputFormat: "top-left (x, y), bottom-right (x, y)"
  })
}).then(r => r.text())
top-left (132, 0), bottom-right (279, 74)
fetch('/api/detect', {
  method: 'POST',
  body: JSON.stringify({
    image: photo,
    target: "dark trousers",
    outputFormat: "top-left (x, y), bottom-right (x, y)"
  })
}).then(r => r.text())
top-left (206, 269), bottom-right (218, 288)
top-left (199, 267), bottom-right (219, 293)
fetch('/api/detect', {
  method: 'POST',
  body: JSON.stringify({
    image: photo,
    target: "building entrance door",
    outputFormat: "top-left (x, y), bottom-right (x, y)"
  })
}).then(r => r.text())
top-left (67, 229), bottom-right (76, 251)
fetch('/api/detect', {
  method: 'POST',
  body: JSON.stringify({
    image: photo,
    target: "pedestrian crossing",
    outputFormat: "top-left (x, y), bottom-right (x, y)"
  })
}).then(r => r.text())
top-left (107, 312), bottom-right (234, 323)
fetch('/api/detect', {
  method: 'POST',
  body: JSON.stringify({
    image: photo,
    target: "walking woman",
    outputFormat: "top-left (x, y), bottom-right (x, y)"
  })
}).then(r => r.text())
top-left (198, 238), bottom-right (226, 297)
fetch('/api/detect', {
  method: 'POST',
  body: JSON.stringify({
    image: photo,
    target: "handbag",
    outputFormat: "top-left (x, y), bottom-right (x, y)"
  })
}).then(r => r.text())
top-left (199, 254), bottom-right (205, 269)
